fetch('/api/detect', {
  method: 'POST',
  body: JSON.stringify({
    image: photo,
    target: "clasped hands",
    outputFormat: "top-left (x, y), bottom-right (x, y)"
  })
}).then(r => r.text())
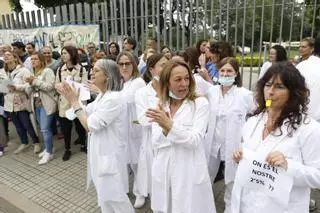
top-left (146, 103), bottom-right (173, 136)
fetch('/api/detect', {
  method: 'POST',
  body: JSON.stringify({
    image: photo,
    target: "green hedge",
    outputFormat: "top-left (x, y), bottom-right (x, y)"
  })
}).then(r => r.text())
top-left (235, 56), bottom-right (264, 67)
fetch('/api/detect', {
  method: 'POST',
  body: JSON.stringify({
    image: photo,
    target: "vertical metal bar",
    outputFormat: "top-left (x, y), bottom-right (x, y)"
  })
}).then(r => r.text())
top-left (26, 12), bottom-right (31, 28)
top-left (101, 2), bottom-right (107, 51)
top-left (20, 12), bottom-right (26, 29)
top-left (140, 0), bottom-right (145, 49)
top-left (258, 0), bottom-right (265, 76)
top-left (210, 0), bottom-right (214, 41)
top-left (240, 0), bottom-right (247, 78)
top-left (130, 0), bottom-right (134, 36)
top-left (76, 3), bottom-right (83, 25)
top-left (37, 10), bottom-right (42, 27)
top-left (311, 0), bottom-right (317, 37)
top-left (120, 0), bottom-right (125, 41)
top-left (124, 0), bottom-right (128, 36)
top-left (48, 8), bottom-right (54, 26)
top-left (169, 0), bottom-right (173, 48)
top-left (1, 15), bottom-right (6, 29)
top-left (288, 1), bottom-right (295, 57)
top-left (278, 0), bottom-right (285, 45)
top-left (145, 0), bottom-right (149, 40)
top-left (204, 0), bottom-right (207, 39)
top-left (162, 0), bottom-right (167, 45)
top-left (300, 3), bottom-right (305, 40)
top-left (218, 0), bottom-right (222, 40)
top-left (61, 5), bottom-right (68, 25)
top-left (110, 0), bottom-right (115, 40)
top-left (156, 0), bottom-right (161, 51)
top-left (104, 1), bottom-right (110, 51)
top-left (226, 0), bottom-right (230, 42)
top-left (249, 0), bottom-right (256, 90)
top-left (31, 11), bottom-right (36, 28)
top-left (69, 4), bottom-right (75, 24)
top-left (134, 0), bottom-right (138, 44)
top-left (182, 0), bottom-right (186, 49)
top-left (196, 0), bottom-right (199, 43)
top-left (114, 0), bottom-right (119, 42)
top-left (189, 0), bottom-right (194, 46)
top-left (176, 0), bottom-right (180, 50)
top-left (15, 12), bottom-right (21, 29)
top-left (269, 0), bottom-right (275, 46)
top-left (85, 3), bottom-right (91, 24)
top-left (6, 14), bottom-right (11, 29)
top-left (43, 9), bottom-right (48, 27)
top-left (152, 0), bottom-right (156, 37)
top-left (234, 0), bottom-right (239, 55)
top-left (55, 6), bottom-right (61, 26)
top-left (92, 3), bottom-right (97, 24)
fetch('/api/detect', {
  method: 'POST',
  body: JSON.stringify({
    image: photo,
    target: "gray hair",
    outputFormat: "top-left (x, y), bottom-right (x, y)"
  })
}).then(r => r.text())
top-left (95, 59), bottom-right (123, 91)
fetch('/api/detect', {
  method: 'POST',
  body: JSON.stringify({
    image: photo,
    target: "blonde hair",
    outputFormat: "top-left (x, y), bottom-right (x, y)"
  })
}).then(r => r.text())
top-left (159, 59), bottom-right (197, 104)
top-left (4, 51), bottom-right (23, 72)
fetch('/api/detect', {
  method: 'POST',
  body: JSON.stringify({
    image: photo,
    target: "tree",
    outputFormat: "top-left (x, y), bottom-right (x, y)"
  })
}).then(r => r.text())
top-left (9, 0), bottom-right (22, 12)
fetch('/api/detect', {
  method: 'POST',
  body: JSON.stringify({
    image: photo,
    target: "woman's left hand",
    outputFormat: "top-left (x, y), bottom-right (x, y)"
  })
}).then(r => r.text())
top-left (56, 82), bottom-right (79, 105)
top-left (266, 151), bottom-right (288, 170)
top-left (146, 104), bottom-right (173, 134)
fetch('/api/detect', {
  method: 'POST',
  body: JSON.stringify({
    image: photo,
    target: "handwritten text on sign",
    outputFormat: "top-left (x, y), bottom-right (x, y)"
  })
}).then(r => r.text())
top-left (235, 148), bottom-right (293, 207)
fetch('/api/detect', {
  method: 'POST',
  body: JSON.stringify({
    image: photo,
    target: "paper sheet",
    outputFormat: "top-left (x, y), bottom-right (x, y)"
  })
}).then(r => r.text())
top-left (65, 76), bottom-right (90, 101)
top-left (0, 77), bottom-right (13, 93)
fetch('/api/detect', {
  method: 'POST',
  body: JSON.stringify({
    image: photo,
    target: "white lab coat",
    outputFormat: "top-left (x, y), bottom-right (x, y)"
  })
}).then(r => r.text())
top-left (205, 85), bottom-right (255, 184)
top-left (121, 77), bottom-right (146, 166)
top-left (133, 82), bottom-right (158, 197)
top-left (258, 61), bottom-right (272, 79)
top-left (234, 113), bottom-right (320, 213)
top-left (85, 91), bottom-right (133, 211)
top-left (296, 55), bottom-right (320, 121)
top-left (151, 97), bottom-right (216, 213)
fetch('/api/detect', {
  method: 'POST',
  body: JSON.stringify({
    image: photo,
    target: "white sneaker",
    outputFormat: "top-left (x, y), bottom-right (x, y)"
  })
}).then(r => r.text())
top-left (134, 196), bottom-right (145, 208)
top-left (34, 144), bottom-right (42, 154)
top-left (14, 144), bottom-right (28, 154)
top-left (38, 150), bottom-right (46, 158)
top-left (38, 152), bottom-right (53, 165)
top-left (0, 151), bottom-right (3, 157)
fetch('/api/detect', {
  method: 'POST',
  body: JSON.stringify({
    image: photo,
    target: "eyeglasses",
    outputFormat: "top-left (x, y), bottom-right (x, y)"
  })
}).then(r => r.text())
top-left (88, 46), bottom-right (95, 49)
top-left (118, 62), bottom-right (132, 66)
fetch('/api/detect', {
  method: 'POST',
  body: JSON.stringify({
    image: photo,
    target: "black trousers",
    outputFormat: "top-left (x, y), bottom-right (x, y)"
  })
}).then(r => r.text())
top-left (60, 117), bottom-right (86, 150)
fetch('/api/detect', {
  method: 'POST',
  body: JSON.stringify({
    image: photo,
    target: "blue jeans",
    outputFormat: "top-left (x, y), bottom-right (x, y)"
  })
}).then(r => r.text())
top-left (35, 107), bottom-right (54, 154)
top-left (9, 111), bottom-right (39, 145)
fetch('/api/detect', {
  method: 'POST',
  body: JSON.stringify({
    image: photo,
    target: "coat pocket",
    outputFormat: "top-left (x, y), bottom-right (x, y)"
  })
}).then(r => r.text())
top-left (97, 155), bottom-right (118, 177)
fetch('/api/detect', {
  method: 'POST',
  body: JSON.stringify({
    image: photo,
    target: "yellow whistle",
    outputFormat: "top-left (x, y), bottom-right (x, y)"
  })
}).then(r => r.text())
top-left (265, 99), bottom-right (272, 108)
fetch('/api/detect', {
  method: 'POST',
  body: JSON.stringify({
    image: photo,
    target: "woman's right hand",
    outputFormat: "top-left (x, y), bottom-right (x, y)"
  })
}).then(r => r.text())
top-left (232, 148), bottom-right (243, 163)
top-left (86, 80), bottom-right (101, 94)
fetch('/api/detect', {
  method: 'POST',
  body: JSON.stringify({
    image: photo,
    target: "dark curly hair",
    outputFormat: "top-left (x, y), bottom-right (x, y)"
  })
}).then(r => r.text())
top-left (252, 62), bottom-right (310, 136)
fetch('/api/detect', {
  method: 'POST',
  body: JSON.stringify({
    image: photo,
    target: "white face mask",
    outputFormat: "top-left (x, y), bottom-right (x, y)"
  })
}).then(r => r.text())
top-left (169, 90), bottom-right (183, 100)
top-left (153, 75), bottom-right (160, 82)
top-left (218, 75), bottom-right (236, 86)
top-left (65, 107), bottom-right (76, 121)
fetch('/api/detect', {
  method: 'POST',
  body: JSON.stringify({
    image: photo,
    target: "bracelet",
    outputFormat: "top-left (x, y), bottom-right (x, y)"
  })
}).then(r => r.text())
top-left (74, 108), bottom-right (83, 114)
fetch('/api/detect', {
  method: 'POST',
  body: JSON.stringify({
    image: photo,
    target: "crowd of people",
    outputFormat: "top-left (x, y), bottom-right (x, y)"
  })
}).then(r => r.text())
top-left (0, 33), bottom-right (319, 213)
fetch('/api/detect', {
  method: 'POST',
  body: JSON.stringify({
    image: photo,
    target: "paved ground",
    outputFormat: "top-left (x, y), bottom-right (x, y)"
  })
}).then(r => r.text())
top-left (0, 123), bottom-right (226, 213)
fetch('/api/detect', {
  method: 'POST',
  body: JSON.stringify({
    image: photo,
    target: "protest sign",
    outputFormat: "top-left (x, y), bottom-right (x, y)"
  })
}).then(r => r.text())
top-left (0, 25), bottom-right (99, 51)
top-left (231, 148), bottom-right (293, 213)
